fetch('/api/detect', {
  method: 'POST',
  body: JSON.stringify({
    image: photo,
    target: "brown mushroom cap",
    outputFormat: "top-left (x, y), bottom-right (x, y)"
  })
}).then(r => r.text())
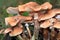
top-left (40, 2), bottom-right (52, 10)
top-left (40, 18), bottom-right (57, 28)
top-left (18, 2), bottom-right (52, 12)
top-left (5, 15), bottom-right (32, 26)
top-left (9, 25), bottom-right (23, 36)
top-left (38, 9), bottom-right (60, 21)
top-left (3, 28), bottom-right (12, 34)
top-left (5, 16), bottom-right (20, 26)
top-left (53, 22), bottom-right (60, 29)
top-left (18, 2), bottom-right (40, 12)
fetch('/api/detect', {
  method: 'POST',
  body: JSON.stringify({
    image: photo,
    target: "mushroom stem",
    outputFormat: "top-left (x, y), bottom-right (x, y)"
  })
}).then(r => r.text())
top-left (25, 23), bottom-right (31, 38)
top-left (49, 18), bottom-right (57, 40)
top-left (56, 29), bottom-right (60, 40)
top-left (43, 28), bottom-right (49, 40)
top-left (17, 35), bottom-right (24, 40)
top-left (33, 13), bottom-right (40, 40)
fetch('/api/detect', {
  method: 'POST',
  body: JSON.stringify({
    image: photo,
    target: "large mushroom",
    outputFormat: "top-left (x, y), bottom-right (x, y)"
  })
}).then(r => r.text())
top-left (18, 2), bottom-right (52, 12)
top-left (6, 2), bottom-right (52, 16)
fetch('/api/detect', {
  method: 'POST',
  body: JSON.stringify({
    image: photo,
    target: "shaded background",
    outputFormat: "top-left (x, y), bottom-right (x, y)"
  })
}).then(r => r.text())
top-left (0, 0), bottom-right (60, 40)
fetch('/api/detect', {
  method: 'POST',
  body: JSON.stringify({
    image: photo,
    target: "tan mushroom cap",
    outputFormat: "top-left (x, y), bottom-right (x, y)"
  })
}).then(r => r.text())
top-left (40, 18), bottom-right (57, 28)
top-left (40, 2), bottom-right (52, 10)
top-left (5, 15), bottom-right (32, 26)
top-left (9, 25), bottom-right (23, 36)
top-left (38, 9), bottom-right (60, 21)
top-left (53, 22), bottom-right (60, 29)
top-left (3, 28), bottom-right (12, 34)
top-left (18, 2), bottom-right (52, 12)
top-left (18, 2), bottom-right (40, 12)
top-left (5, 16), bottom-right (20, 26)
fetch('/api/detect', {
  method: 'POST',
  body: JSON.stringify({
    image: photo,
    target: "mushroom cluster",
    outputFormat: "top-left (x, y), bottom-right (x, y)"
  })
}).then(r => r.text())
top-left (0, 2), bottom-right (60, 40)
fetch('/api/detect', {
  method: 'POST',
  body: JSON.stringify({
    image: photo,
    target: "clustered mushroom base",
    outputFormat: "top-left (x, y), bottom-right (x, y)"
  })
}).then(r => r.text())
top-left (0, 2), bottom-right (60, 40)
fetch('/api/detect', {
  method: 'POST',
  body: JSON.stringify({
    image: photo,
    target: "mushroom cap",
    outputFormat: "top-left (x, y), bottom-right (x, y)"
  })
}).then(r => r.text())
top-left (53, 22), bottom-right (60, 29)
top-left (5, 15), bottom-right (32, 26)
top-left (40, 2), bottom-right (52, 10)
top-left (40, 20), bottom-right (51, 28)
top-left (40, 18), bottom-right (57, 28)
top-left (3, 28), bottom-right (12, 34)
top-left (18, 2), bottom-right (52, 12)
top-left (18, 2), bottom-right (40, 12)
top-left (9, 25), bottom-right (23, 36)
top-left (5, 16), bottom-right (20, 26)
top-left (6, 7), bottom-right (19, 14)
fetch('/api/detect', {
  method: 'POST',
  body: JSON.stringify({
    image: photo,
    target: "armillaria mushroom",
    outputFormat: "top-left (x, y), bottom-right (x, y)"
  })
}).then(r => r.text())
top-left (40, 18), bottom-right (58, 40)
top-left (38, 9), bottom-right (60, 21)
top-left (40, 18), bottom-right (57, 28)
top-left (5, 15), bottom-right (32, 26)
top-left (9, 24), bottom-right (23, 36)
top-left (18, 2), bottom-right (52, 12)
top-left (5, 1), bottom-right (60, 40)
top-left (6, 2), bottom-right (52, 14)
